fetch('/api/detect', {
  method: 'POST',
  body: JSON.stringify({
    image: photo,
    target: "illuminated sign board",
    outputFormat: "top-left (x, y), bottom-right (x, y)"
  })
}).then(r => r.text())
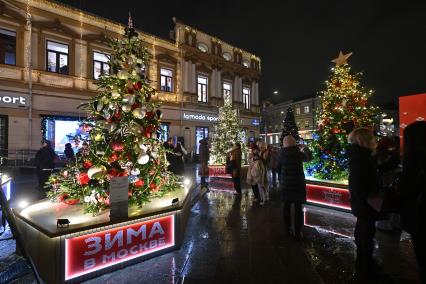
top-left (0, 92), bottom-right (28, 108)
top-left (182, 112), bottom-right (218, 122)
top-left (65, 215), bottom-right (174, 280)
top-left (306, 183), bottom-right (351, 210)
top-left (251, 119), bottom-right (260, 126)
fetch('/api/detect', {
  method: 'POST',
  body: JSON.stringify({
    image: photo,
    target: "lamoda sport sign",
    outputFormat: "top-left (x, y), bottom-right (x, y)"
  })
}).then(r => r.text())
top-left (65, 215), bottom-right (174, 280)
top-left (182, 112), bottom-right (218, 122)
top-left (0, 92), bottom-right (28, 108)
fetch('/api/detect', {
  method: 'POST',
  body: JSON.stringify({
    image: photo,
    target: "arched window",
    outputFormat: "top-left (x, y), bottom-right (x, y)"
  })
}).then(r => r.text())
top-left (197, 42), bottom-right (209, 53)
top-left (222, 52), bottom-right (232, 61)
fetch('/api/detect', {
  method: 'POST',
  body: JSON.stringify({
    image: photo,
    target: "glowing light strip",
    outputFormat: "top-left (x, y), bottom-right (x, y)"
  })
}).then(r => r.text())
top-left (65, 214), bottom-right (175, 281)
top-left (306, 198), bottom-right (351, 210)
top-left (303, 211), bottom-right (352, 239)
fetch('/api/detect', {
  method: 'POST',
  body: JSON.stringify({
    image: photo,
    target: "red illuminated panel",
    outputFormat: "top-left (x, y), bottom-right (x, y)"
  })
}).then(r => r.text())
top-left (65, 215), bottom-right (174, 281)
top-left (306, 183), bottom-right (351, 210)
top-left (399, 93), bottom-right (426, 148)
top-left (208, 165), bottom-right (231, 178)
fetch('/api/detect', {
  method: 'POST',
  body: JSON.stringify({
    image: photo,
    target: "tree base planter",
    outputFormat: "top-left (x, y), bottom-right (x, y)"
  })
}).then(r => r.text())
top-left (13, 183), bottom-right (196, 284)
top-left (305, 177), bottom-right (351, 212)
top-left (208, 165), bottom-right (248, 179)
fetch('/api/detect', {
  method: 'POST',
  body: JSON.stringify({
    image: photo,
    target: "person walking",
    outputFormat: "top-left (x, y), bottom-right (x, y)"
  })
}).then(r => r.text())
top-left (64, 143), bottom-right (75, 163)
top-left (247, 144), bottom-right (267, 205)
top-left (279, 135), bottom-right (311, 240)
top-left (35, 140), bottom-right (56, 192)
top-left (347, 128), bottom-right (383, 278)
top-left (400, 121), bottom-right (426, 283)
top-left (172, 142), bottom-right (186, 176)
top-left (258, 142), bottom-right (270, 201)
top-left (246, 144), bottom-right (260, 202)
top-left (228, 143), bottom-right (242, 195)
top-left (268, 145), bottom-right (279, 188)
top-left (199, 138), bottom-right (210, 189)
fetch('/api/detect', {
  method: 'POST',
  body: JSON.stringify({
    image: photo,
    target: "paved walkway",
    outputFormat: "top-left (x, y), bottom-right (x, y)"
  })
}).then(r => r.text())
top-left (0, 168), bottom-right (421, 283)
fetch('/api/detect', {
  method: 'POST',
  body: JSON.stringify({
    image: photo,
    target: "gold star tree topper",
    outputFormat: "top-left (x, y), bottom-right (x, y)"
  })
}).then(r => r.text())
top-left (332, 51), bottom-right (353, 66)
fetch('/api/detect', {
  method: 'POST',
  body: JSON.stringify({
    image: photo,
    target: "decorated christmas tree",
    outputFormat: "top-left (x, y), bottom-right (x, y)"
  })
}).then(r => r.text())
top-left (47, 18), bottom-right (179, 213)
top-left (209, 94), bottom-right (247, 165)
top-left (306, 52), bottom-right (378, 181)
top-left (280, 107), bottom-right (300, 143)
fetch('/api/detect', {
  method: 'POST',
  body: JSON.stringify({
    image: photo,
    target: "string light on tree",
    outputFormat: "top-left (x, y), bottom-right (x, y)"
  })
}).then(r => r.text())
top-left (306, 51), bottom-right (379, 181)
top-left (46, 16), bottom-right (179, 213)
top-left (209, 92), bottom-right (247, 165)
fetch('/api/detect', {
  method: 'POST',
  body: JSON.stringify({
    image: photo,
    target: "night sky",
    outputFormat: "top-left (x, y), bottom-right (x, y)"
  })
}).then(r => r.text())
top-left (58, 0), bottom-right (426, 106)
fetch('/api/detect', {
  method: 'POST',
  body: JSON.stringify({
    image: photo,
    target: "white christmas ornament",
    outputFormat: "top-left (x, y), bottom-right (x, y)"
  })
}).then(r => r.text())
top-left (131, 168), bottom-right (140, 175)
top-left (137, 154), bottom-right (150, 165)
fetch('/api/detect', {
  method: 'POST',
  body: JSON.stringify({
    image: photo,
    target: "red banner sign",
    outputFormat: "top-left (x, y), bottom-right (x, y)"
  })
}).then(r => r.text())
top-left (306, 183), bottom-right (351, 210)
top-left (65, 215), bottom-right (174, 280)
top-left (208, 165), bottom-right (231, 178)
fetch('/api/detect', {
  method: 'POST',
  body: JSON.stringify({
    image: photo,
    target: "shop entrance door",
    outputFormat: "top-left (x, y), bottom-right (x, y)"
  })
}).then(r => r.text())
top-left (195, 127), bottom-right (209, 154)
top-left (0, 115), bottom-right (8, 159)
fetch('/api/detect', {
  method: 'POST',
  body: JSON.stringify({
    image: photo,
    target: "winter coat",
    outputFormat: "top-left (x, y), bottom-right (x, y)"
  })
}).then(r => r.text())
top-left (198, 139), bottom-right (209, 177)
top-left (269, 149), bottom-right (279, 169)
top-left (278, 146), bottom-right (308, 203)
top-left (199, 139), bottom-right (209, 165)
top-left (246, 151), bottom-right (267, 186)
top-left (348, 144), bottom-right (381, 219)
top-left (399, 160), bottom-right (426, 235)
top-left (229, 147), bottom-right (242, 178)
top-left (35, 146), bottom-right (56, 170)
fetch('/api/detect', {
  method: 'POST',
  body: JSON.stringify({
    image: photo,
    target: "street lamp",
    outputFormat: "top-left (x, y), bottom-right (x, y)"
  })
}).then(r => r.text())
top-left (273, 90), bottom-right (279, 95)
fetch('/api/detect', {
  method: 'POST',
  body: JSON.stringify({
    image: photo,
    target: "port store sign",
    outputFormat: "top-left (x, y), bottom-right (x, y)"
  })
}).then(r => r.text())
top-left (0, 92), bottom-right (28, 108)
top-left (65, 215), bottom-right (174, 280)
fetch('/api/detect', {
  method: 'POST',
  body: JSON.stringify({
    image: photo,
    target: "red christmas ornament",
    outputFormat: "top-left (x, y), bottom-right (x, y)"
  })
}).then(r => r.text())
top-left (64, 198), bottom-right (79, 205)
top-left (134, 179), bottom-right (145, 187)
top-left (108, 153), bottom-right (119, 163)
top-left (107, 168), bottom-right (119, 177)
top-left (57, 193), bottom-right (69, 202)
top-left (77, 173), bottom-right (90, 185)
top-left (128, 190), bottom-right (133, 197)
top-left (133, 81), bottom-right (142, 90)
top-left (131, 102), bottom-right (141, 111)
top-left (127, 87), bottom-right (134, 94)
top-left (150, 183), bottom-right (159, 192)
top-left (83, 160), bottom-right (93, 169)
top-left (114, 111), bottom-right (122, 120)
top-left (111, 141), bottom-right (124, 152)
top-left (145, 111), bottom-right (154, 119)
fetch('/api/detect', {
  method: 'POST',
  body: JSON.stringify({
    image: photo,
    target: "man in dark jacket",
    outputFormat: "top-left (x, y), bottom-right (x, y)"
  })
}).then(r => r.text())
top-left (228, 143), bottom-right (242, 195)
top-left (347, 128), bottom-right (382, 277)
top-left (199, 138), bottom-right (209, 189)
top-left (35, 140), bottom-right (56, 191)
top-left (278, 135), bottom-right (311, 240)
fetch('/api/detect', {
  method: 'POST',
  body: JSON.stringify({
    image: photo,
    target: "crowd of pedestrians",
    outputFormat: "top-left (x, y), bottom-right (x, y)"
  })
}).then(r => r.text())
top-left (33, 121), bottom-right (425, 282)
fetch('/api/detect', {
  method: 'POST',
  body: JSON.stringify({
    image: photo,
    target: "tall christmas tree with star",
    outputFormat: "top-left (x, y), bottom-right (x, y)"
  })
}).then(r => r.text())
top-left (306, 52), bottom-right (378, 181)
top-left (47, 17), bottom-right (179, 213)
top-left (280, 107), bottom-right (300, 143)
top-left (209, 93), bottom-right (247, 165)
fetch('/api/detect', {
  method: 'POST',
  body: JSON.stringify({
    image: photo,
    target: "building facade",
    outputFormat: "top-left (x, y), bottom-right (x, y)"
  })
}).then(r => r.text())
top-left (0, 0), bottom-right (261, 161)
top-left (260, 97), bottom-right (319, 144)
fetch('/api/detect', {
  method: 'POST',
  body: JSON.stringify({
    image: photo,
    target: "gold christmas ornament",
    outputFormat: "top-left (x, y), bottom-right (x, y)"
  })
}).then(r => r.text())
top-left (122, 104), bottom-right (132, 112)
top-left (111, 91), bottom-right (121, 99)
top-left (87, 165), bottom-right (107, 179)
top-left (122, 94), bottom-right (136, 105)
top-left (132, 107), bottom-right (146, 119)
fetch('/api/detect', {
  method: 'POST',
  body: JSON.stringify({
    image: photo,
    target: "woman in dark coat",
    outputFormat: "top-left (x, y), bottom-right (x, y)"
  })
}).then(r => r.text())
top-left (64, 143), bottom-right (75, 163)
top-left (228, 143), bottom-right (242, 195)
top-left (400, 121), bottom-right (426, 283)
top-left (35, 140), bottom-right (56, 189)
top-left (199, 138), bottom-right (209, 188)
top-left (279, 135), bottom-right (310, 240)
top-left (347, 128), bottom-right (382, 276)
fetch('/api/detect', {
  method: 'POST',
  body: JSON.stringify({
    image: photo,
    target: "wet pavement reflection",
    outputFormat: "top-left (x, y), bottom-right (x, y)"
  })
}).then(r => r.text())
top-left (1, 170), bottom-right (420, 283)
